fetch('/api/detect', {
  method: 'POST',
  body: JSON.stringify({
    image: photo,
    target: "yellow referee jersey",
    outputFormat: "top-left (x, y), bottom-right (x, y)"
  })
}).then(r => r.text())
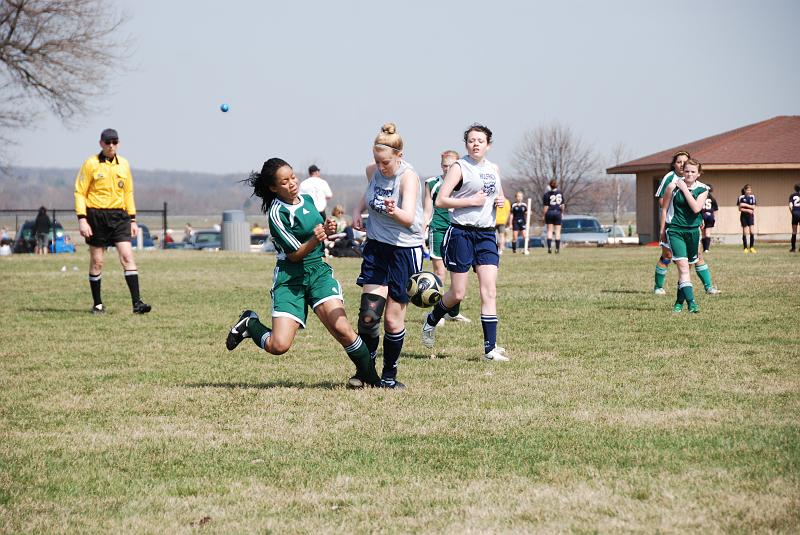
top-left (74, 153), bottom-right (136, 218)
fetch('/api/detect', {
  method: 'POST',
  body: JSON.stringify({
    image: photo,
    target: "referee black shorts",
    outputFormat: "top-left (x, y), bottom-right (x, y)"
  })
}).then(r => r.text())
top-left (86, 208), bottom-right (131, 247)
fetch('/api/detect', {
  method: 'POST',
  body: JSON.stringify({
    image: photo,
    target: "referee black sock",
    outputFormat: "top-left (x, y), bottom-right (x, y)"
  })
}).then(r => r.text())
top-left (124, 270), bottom-right (141, 305)
top-left (89, 273), bottom-right (102, 306)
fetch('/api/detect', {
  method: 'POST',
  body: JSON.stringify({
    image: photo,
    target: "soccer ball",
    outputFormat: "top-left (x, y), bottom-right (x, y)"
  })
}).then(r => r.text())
top-left (406, 271), bottom-right (443, 308)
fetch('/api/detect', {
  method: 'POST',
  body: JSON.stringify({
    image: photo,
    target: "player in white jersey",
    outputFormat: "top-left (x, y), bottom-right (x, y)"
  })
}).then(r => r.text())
top-left (422, 124), bottom-right (509, 362)
top-left (351, 123), bottom-right (424, 389)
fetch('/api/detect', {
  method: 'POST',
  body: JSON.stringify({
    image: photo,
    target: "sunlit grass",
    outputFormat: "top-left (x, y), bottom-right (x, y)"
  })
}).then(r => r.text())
top-left (1, 245), bottom-right (798, 532)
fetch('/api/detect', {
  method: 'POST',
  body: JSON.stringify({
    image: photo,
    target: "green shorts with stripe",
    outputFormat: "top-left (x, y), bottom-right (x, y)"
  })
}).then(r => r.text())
top-left (271, 261), bottom-right (343, 327)
top-left (429, 227), bottom-right (447, 259)
top-left (666, 226), bottom-right (700, 264)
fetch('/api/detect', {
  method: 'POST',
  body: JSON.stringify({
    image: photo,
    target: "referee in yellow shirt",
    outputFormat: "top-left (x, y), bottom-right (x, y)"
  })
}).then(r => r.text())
top-left (75, 129), bottom-right (151, 314)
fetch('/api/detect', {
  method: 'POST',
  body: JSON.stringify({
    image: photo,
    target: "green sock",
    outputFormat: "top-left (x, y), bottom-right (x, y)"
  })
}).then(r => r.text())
top-left (248, 318), bottom-right (271, 350)
top-left (680, 282), bottom-right (695, 304)
top-left (654, 265), bottom-right (668, 289)
top-left (345, 337), bottom-right (380, 385)
top-left (695, 263), bottom-right (713, 289)
top-left (676, 286), bottom-right (685, 305)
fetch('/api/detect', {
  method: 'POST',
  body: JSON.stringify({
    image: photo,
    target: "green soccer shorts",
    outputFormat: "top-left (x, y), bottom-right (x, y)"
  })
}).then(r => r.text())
top-left (270, 262), bottom-right (343, 327)
top-left (666, 227), bottom-right (700, 264)
top-left (429, 227), bottom-right (447, 260)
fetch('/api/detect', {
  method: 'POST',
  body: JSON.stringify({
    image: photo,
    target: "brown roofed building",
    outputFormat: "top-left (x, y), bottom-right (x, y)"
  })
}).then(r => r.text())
top-left (607, 116), bottom-right (800, 243)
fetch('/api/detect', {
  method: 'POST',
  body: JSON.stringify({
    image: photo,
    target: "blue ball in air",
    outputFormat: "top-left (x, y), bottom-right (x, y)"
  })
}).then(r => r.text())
top-left (220, 103), bottom-right (230, 113)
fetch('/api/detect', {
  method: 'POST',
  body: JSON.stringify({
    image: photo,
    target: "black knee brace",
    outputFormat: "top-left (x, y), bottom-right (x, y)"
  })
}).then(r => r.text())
top-left (358, 293), bottom-right (386, 338)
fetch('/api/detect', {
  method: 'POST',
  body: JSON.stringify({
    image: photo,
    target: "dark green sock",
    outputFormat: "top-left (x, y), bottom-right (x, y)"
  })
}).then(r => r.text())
top-left (248, 318), bottom-right (271, 350)
top-left (695, 263), bottom-right (713, 289)
top-left (655, 264), bottom-right (668, 289)
top-left (680, 282), bottom-right (696, 304)
top-left (345, 337), bottom-right (380, 385)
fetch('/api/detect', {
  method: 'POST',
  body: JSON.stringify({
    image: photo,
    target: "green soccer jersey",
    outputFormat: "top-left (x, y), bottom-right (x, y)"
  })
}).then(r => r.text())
top-left (655, 171), bottom-right (677, 199)
top-left (666, 181), bottom-right (708, 229)
top-left (268, 194), bottom-right (324, 277)
top-left (425, 175), bottom-right (451, 232)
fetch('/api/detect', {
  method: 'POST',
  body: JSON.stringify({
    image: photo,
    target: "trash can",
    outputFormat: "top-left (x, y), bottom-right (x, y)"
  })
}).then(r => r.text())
top-left (222, 210), bottom-right (249, 252)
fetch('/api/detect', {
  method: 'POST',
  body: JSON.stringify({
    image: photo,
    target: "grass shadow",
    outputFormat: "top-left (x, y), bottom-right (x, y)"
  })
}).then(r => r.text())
top-left (600, 289), bottom-right (649, 295)
top-left (21, 307), bottom-right (91, 313)
top-left (184, 381), bottom-right (340, 390)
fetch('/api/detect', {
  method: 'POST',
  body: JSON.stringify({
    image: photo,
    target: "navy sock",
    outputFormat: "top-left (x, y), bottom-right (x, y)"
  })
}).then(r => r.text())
top-left (792, 234), bottom-right (797, 250)
top-left (481, 315), bottom-right (498, 354)
top-left (547, 239), bottom-right (552, 252)
top-left (742, 235), bottom-right (747, 249)
top-left (447, 302), bottom-right (460, 318)
top-left (382, 329), bottom-right (404, 380)
top-left (749, 234), bottom-right (755, 248)
top-left (427, 300), bottom-right (452, 326)
top-left (555, 239), bottom-right (561, 251)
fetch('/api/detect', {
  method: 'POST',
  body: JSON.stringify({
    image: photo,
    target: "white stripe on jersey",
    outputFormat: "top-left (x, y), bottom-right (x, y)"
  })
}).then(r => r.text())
top-left (269, 200), bottom-right (302, 250)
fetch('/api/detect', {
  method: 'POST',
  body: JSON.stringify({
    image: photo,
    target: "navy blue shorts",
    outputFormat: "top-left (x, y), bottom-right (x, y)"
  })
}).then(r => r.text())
top-left (512, 219), bottom-right (526, 231)
top-left (793, 212), bottom-right (800, 226)
top-left (545, 212), bottom-right (562, 225)
top-left (702, 214), bottom-right (715, 228)
top-left (443, 225), bottom-right (499, 273)
top-left (357, 239), bottom-right (423, 303)
top-left (740, 213), bottom-right (755, 227)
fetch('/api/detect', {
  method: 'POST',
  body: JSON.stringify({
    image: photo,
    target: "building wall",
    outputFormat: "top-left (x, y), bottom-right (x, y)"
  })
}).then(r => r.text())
top-left (636, 169), bottom-right (800, 243)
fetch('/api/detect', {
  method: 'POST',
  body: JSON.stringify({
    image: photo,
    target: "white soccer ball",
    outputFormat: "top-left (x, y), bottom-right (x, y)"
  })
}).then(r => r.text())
top-left (406, 271), bottom-right (443, 308)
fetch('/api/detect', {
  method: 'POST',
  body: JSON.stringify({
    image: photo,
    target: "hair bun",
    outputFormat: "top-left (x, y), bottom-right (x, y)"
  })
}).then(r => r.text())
top-left (381, 123), bottom-right (396, 135)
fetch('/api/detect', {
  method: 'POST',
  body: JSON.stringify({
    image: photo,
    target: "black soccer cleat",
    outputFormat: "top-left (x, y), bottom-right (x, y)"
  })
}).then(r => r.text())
top-left (132, 300), bottom-right (151, 314)
top-left (226, 310), bottom-right (257, 351)
top-left (91, 304), bottom-right (106, 314)
top-left (377, 378), bottom-right (406, 390)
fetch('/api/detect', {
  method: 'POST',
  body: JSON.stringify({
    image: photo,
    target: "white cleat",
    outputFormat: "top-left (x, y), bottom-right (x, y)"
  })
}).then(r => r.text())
top-left (653, 288), bottom-right (667, 296)
top-left (705, 286), bottom-right (722, 295)
top-left (421, 320), bottom-right (436, 349)
top-left (484, 348), bottom-right (510, 362)
top-left (445, 313), bottom-right (471, 323)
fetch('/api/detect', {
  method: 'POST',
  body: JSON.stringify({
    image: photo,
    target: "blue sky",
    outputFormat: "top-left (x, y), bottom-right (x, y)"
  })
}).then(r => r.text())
top-left (10, 0), bottom-right (800, 178)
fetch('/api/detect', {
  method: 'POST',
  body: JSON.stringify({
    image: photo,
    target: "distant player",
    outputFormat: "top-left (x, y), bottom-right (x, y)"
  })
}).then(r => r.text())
top-left (225, 158), bottom-right (380, 388)
top-left (423, 150), bottom-right (470, 322)
top-left (652, 151), bottom-right (719, 295)
top-left (352, 123), bottom-right (424, 389)
top-left (543, 180), bottom-right (564, 254)
top-left (495, 191), bottom-right (510, 255)
top-left (422, 124), bottom-right (509, 362)
top-left (659, 159), bottom-right (709, 313)
top-left (508, 191), bottom-right (527, 254)
top-left (790, 184), bottom-right (800, 252)
top-left (737, 184), bottom-right (757, 253)
top-left (700, 185), bottom-right (719, 252)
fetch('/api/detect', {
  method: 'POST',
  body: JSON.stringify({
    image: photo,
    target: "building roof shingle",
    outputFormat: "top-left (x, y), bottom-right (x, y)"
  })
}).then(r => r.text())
top-left (607, 115), bottom-right (800, 174)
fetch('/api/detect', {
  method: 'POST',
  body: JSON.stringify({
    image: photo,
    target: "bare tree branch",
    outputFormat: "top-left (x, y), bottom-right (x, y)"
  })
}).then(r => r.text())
top-left (510, 122), bottom-right (600, 217)
top-left (0, 0), bottom-right (131, 152)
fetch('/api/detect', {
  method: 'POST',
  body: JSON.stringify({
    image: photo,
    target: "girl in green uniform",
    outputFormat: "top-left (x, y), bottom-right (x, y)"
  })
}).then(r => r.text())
top-left (225, 158), bottom-right (380, 387)
top-left (659, 159), bottom-right (709, 313)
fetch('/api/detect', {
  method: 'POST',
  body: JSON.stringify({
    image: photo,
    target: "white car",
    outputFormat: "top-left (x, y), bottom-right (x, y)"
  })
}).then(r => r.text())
top-left (606, 225), bottom-right (639, 245)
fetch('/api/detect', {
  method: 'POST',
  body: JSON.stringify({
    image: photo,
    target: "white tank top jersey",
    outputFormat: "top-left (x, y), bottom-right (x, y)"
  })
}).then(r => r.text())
top-left (364, 160), bottom-right (424, 247)
top-left (450, 156), bottom-right (501, 228)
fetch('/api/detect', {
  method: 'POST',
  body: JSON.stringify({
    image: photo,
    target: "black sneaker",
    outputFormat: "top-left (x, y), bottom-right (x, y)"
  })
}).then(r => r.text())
top-left (226, 310), bottom-right (257, 351)
top-left (132, 300), bottom-right (152, 314)
top-left (377, 378), bottom-right (406, 390)
top-left (91, 304), bottom-right (105, 314)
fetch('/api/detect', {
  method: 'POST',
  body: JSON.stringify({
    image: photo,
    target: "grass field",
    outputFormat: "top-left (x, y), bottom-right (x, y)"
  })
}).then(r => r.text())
top-left (1, 245), bottom-right (798, 533)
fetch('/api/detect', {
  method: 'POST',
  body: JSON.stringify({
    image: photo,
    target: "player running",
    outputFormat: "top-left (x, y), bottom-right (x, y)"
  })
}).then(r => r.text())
top-left (351, 123), bottom-right (425, 389)
top-left (659, 159), bottom-right (709, 313)
top-left (225, 158), bottom-right (381, 388)
top-left (423, 150), bottom-right (471, 322)
top-left (421, 124), bottom-right (509, 362)
top-left (653, 151), bottom-right (720, 295)
top-left (738, 184), bottom-right (757, 253)
top-left (543, 180), bottom-right (565, 254)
